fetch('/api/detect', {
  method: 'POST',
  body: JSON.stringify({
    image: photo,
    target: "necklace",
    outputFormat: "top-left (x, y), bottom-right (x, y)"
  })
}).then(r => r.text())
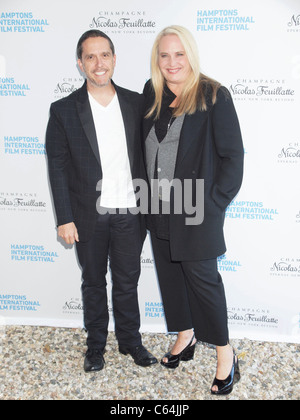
top-left (167, 114), bottom-right (176, 131)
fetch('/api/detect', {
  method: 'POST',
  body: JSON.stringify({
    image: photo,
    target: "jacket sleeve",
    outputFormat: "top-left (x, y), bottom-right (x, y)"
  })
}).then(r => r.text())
top-left (45, 103), bottom-right (74, 227)
top-left (211, 87), bottom-right (244, 210)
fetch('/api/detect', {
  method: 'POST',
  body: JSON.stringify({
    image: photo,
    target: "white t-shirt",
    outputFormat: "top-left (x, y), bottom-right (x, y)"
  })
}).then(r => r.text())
top-left (88, 92), bottom-right (136, 209)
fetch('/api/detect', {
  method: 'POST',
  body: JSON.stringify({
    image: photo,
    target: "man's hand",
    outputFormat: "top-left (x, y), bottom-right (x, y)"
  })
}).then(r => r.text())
top-left (58, 222), bottom-right (79, 245)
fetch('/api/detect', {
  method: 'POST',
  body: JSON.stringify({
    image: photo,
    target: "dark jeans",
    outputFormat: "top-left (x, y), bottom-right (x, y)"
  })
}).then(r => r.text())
top-left (76, 211), bottom-right (143, 352)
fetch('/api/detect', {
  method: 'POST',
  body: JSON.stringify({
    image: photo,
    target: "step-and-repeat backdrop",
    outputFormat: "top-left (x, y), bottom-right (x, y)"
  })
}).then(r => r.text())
top-left (0, 0), bottom-right (299, 343)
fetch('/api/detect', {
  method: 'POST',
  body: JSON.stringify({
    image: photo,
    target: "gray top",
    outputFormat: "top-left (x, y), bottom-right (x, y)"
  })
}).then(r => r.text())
top-left (145, 114), bottom-right (185, 202)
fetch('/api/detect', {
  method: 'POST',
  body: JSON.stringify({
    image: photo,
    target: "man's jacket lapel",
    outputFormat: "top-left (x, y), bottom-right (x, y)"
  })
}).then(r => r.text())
top-left (76, 81), bottom-right (101, 166)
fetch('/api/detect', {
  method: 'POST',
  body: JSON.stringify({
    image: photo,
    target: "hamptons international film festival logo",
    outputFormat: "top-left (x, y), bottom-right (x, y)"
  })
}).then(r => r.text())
top-left (0, 11), bottom-right (49, 33)
top-left (2, 135), bottom-right (45, 156)
top-left (89, 9), bottom-right (156, 34)
top-left (0, 192), bottom-right (47, 213)
top-left (225, 200), bottom-right (279, 221)
top-left (10, 244), bottom-right (59, 263)
top-left (144, 302), bottom-right (164, 320)
top-left (197, 9), bottom-right (255, 32)
top-left (0, 294), bottom-right (41, 313)
top-left (0, 77), bottom-right (30, 97)
top-left (217, 254), bottom-right (242, 273)
top-left (229, 78), bottom-right (295, 103)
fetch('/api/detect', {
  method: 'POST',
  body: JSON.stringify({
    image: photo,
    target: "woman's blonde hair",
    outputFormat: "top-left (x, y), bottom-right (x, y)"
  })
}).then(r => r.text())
top-left (146, 25), bottom-right (220, 119)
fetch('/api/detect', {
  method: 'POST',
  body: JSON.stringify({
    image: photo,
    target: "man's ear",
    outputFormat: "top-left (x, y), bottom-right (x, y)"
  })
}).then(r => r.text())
top-left (77, 59), bottom-right (84, 74)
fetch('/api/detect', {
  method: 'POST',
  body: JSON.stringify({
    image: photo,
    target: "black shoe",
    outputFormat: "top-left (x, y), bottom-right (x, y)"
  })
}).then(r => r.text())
top-left (119, 344), bottom-right (158, 367)
top-left (161, 334), bottom-right (196, 369)
top-left (84, 349), bottom-right (105, 373)
top-left (211, 351), bottom-right (241, 396)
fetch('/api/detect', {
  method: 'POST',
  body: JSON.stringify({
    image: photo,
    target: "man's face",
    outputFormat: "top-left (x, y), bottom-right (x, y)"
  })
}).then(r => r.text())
top-left (78, 37), bottom-right (116, 88)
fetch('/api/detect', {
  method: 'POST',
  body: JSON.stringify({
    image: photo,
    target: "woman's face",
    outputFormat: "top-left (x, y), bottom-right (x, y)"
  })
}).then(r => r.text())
top-left (158, 34), bottom-right (192, 91)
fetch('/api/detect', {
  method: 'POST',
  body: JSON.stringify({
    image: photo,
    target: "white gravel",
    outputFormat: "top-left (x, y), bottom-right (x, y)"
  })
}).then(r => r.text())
top-left (0, 326), bottom-right (299, 400)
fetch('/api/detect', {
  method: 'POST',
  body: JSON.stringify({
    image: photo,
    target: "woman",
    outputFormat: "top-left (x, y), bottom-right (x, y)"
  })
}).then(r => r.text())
top-left (143, 26), bottom-right (244, 395)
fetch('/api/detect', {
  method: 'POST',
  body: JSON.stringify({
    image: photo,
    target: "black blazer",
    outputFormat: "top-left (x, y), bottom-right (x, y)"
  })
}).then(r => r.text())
top-left (143, 81), bottom-right (244, 261)
top-left (46, 81), bottom-right (146, 243)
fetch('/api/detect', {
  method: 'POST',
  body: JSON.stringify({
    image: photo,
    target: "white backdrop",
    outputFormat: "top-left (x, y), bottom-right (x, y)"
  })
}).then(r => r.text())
top-left (0, 0), bottom-right (299, 344)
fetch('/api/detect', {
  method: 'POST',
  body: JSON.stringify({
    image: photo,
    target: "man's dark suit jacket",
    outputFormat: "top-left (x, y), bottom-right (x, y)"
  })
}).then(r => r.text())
top-left (46, 81), bottom-right (146, 243)
top-left (143, 81), bottom-right (244, 261)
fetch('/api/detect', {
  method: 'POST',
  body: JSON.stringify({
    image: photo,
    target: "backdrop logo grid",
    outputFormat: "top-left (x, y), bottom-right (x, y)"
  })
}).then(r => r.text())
top-left (0, 0), bottom-right (299, 344)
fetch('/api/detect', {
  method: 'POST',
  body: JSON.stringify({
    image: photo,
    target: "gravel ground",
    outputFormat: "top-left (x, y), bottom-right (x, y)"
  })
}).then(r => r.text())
top-left (0, 326), bottom-right (299, 401)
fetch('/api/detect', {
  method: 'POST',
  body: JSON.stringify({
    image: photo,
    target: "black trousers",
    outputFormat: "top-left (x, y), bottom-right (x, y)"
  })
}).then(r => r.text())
top-left (150, 233), bottom-right (229, 346)
top-left (76, 211), bottom-right (143, 352)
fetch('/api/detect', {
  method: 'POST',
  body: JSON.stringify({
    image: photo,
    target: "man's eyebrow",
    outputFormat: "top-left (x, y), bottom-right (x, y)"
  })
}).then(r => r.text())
top-left (84, 51), bottom-right (112, 57)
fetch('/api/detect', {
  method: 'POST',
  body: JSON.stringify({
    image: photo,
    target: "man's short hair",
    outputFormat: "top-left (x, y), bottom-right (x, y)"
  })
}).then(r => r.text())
top-left (77, 30), bottom-right (115, 60)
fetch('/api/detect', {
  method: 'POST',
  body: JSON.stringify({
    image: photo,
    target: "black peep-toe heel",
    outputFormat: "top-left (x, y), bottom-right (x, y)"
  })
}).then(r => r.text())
top-left (211, 351), bottom-right (241, 396)
top-left (161, 334), bottom-right (196, 369)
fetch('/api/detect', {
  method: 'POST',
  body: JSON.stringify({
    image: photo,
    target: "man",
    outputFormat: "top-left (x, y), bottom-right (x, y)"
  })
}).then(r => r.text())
top-left (46, 30), bottom-right (157, 372)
